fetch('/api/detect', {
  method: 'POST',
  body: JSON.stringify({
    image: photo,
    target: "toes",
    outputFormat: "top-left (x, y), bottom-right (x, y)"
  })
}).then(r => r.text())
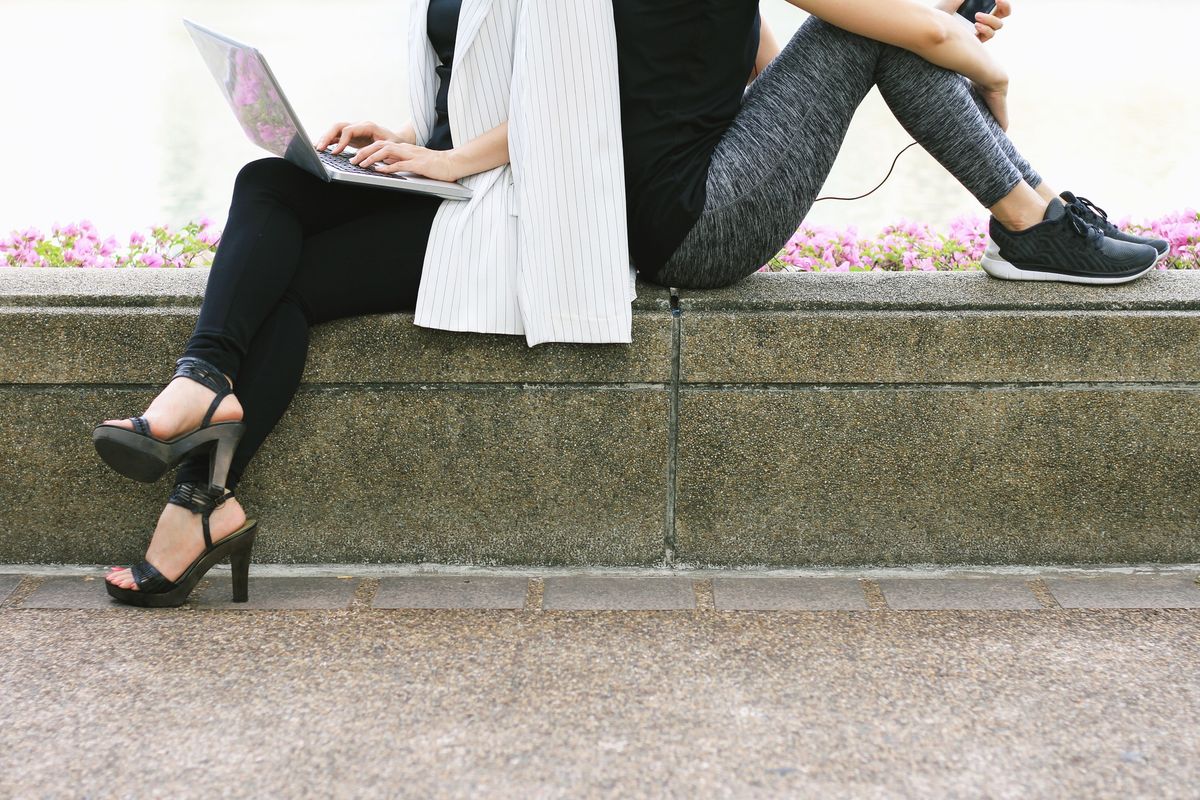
top-left (106, 568), bottom-right (137, 589)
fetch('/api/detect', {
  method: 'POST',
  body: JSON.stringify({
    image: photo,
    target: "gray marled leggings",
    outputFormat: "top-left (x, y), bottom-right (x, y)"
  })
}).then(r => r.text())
top-left (658, 15), bottom-right (1042, 289)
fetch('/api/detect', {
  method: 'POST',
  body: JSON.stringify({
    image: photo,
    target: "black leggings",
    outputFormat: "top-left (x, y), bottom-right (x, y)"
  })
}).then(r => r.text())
top-left (176, 157), bottom-right (442, 490)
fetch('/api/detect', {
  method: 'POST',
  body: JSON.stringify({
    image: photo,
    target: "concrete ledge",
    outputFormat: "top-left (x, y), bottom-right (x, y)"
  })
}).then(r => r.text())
top-left (2, 268), bottom-right (1199, 566)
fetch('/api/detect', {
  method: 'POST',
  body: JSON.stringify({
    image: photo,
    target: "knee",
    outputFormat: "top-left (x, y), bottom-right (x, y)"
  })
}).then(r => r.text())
top-left (795, 14), bottom-right (858, 46)
top-left (779, 14), bottom-right (881, 70)
top-left (233, 157), bottom-right (298, 195)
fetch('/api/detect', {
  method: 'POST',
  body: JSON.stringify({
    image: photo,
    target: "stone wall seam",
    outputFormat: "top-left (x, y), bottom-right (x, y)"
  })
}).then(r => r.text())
top-left (664, 290), bottom-right (682, 567)
top-left (0, 381), bottom-right (674, 391)
top-left (676, 381), bottom-right (1200, 392)
top-left (674, 309), bottom-right (1200, 317)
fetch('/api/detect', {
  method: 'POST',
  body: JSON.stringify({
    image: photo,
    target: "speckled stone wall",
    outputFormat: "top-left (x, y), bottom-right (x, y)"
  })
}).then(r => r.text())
top-left (2, 269), bottom-right (1199, 566)
top-left (673, 273), bottom-right (1200, 566)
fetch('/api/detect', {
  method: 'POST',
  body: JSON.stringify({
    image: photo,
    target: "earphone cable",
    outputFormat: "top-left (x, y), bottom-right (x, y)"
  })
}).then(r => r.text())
top-left (814, 141), bottom-right (920, 202)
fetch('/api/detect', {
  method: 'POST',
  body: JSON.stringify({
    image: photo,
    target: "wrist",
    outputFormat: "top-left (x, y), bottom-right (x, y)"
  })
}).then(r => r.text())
top-left (940, 15), bottom-right (1005, 88)
top-left (978, 67), bottom-right (1009, 93)
top-left (443, 149), bottom-right (468, 182)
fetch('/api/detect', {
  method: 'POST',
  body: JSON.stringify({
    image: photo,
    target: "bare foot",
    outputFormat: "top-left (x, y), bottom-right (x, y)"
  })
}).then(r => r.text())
top-left (102, 375), bottom-right (243, 440)
top-left (105, 497), bottom-right (248, 590)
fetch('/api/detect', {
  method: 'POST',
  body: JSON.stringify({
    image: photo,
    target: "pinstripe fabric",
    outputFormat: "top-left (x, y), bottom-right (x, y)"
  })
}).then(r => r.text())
top-left (409, 0), bottom-right (634, 346)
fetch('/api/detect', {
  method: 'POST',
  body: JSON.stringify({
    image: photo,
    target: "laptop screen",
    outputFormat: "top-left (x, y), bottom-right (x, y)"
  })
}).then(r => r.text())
top-left (186, 22), bottom-right (308, 161)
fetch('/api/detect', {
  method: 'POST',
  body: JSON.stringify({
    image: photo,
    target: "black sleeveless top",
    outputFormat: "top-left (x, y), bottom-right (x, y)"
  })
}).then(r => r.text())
top-left (426, 0), bottom-right (462, 152)
top-left (611, 0), bottom-right (760, 278)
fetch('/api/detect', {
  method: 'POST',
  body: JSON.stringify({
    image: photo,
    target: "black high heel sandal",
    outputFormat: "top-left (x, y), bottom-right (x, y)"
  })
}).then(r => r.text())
top-left (93, 356), bottom-right (245, 486)
top-left (106, 482), bottom-right (258, 608)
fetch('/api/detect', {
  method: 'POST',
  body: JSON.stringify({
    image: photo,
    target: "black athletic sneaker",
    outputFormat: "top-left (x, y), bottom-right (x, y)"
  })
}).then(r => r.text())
top-left (982, 198), bottom-right (1158, 285)
top-left (1060, 191), bottom-right (1171, 259)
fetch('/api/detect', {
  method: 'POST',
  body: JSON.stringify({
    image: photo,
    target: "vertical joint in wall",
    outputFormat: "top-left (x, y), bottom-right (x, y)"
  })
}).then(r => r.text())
top-left (664, 288), bottom-right (682, 567)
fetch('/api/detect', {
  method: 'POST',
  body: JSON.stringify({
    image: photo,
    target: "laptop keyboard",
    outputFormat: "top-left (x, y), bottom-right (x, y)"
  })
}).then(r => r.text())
top-left (319, 150), bottom-right (407, 180)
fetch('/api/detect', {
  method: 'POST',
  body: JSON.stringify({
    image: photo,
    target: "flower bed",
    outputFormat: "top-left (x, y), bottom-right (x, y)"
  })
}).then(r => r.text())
top-left (0, 219), bottom-right (221, 269)
top-left (3, 211), bottom-right (1198, 271)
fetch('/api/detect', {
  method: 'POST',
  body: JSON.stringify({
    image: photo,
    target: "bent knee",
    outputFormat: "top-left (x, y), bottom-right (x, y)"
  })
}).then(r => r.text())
top-left (234, 157), bottom-right (303, 193)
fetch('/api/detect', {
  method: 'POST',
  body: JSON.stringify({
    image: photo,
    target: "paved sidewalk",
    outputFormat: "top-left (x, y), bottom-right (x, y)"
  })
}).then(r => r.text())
top-left (1, 567), bottom-right (1198, 798)
top-left (5, 565), bottom-right (1200, 612)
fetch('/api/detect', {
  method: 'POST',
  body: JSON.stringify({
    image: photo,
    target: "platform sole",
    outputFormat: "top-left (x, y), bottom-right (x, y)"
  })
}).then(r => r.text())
top-left (105, 521), bottom-right (258, 608)
top-left (92, 421), bottom-right (245, 484)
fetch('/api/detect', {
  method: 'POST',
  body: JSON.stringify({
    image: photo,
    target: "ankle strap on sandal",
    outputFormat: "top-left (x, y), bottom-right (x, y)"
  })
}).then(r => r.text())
top-left (167, 482), bottom-right (234, 550)
top-left (174, 356), bottom-right (233, 428)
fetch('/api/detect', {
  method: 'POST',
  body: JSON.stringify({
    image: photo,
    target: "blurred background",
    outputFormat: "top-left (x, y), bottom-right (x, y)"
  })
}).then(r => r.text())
top-left (2, 0), bottom-right (1196, 236)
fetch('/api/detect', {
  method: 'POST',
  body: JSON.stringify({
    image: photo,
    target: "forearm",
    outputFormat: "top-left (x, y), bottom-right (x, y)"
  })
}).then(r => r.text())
top-left (785, 0), bottom-right (1007, 88)
top-left (447, 121), bottom-right (510, 179)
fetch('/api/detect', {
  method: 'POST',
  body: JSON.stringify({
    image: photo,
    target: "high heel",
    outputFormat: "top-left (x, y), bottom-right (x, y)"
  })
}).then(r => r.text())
top-left (93, 356), bottom-right (245, 486)
top-left (106, 482), bottom-right (258, 608)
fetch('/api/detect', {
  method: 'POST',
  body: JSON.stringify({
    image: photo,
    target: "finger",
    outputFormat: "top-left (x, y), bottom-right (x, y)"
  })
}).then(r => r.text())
top-left (356, 144), bottom-right (396, 167)
top-left (993, 0), bottom-right (1012, 19)
top-left (352, 139), bottom-right (392, 164)
top-left (976, 22), bottom-right (994, 42)
top-left (373, 159), bottom-right (412, 174)
top-left (332, 125), bottom-right (365, 156)
top-left (366, 143), bottom-right (416, 166)
top-left (315, 122), bottom-right (348, 151)
top-left (976, 13), bottom-right (1004, 31)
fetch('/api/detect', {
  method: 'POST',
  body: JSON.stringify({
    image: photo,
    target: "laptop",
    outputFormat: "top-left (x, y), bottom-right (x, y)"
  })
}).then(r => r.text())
top-left (183, 19), bottom-right (473, 201)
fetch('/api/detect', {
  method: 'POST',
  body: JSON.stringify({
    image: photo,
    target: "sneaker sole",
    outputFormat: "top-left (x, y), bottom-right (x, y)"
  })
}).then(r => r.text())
top-left (984, 240), bottom-right (1166, 265)
top-left (981, 241), bottom-right (1161, 285)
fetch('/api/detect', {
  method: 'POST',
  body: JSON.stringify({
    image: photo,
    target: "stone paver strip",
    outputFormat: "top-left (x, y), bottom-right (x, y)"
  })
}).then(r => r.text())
top-left (713, 577), bottom-right (869, 611)
top-left (20, 575), bottom-right (160, 609)
top-left (542, 576), bottom-right (696, 611)
top-left (1044, 573), bottom-right (1200, 609)
top-left (0, 574), bottom-right (23, 603)
top-left (194, 577), bottom-right (360, 610)
top-left (878, 577), bottom-right (1042, 610)
top-left (373, 576), bottom-right (530, 610)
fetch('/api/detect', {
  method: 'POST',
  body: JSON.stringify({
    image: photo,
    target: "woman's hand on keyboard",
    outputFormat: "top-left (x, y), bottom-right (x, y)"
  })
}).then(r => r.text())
top-left (351, 142), bottom-right (461, 182)
top-left (314, 121), bottom-right (402, 155)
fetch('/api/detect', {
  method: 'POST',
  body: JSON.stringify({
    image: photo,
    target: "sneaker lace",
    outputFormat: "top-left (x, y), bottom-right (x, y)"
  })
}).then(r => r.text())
top-left (1064, 203), bottom-right (1106, 249)
top-left (1068, 195), bottom-right (1113, 228)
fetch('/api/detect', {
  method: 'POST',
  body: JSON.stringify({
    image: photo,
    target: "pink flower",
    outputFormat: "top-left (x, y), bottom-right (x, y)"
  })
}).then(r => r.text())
top-left (198, 230), bottom-right (221, 247)
top-left (129, 231), bottom-right (145, 246)
top-left (139, 253), bottom-right (165, 268)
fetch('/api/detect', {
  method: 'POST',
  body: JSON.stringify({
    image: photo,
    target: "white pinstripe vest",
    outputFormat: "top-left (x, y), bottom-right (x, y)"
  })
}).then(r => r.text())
top-left (409, 0), bottom-right (635, 346)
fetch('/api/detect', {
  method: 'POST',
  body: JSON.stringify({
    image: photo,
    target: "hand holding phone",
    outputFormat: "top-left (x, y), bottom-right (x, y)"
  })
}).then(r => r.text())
top-left (956, 0), bottom-right (998, 22)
